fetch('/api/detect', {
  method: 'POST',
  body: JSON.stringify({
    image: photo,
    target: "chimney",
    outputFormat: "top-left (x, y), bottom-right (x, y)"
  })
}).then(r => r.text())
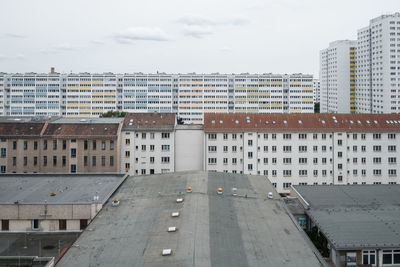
top-left (51, 67), bottom-right (55, 74)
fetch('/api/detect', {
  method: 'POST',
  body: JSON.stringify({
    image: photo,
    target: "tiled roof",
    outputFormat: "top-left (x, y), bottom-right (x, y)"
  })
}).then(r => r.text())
top-left (204, 113), bottom-right (400, 132)
top-left (123, 113), bottom-right (175, 130)
top-left (42, 123), bottom-right (120, 137)
top-left (0, 123), bottom-right (45, 137)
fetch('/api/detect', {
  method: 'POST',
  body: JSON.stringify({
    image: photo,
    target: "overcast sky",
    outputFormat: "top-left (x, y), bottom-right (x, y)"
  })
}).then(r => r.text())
top-left (0, 0), bottom-right (398, 77)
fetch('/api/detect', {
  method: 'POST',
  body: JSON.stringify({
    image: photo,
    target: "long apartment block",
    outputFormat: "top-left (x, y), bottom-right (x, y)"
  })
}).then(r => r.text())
top-left (0, 72), bottom-right (314, 123)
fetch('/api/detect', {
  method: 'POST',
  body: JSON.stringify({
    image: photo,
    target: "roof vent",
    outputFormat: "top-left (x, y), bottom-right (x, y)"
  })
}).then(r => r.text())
top-left (211, 120), bottom-right (215, 124)
top-left (129, 119), bottom-right (133, 122)
top-left (298, 120), bottom-right (302, 124)
top-left (265, 120), bottom-right (269, 124)
top-left (357, 120), bottom-right (361, 124)
top-left (272, 121), bottom-right (276, 124)
top-left (50, 192), bottom-right (56, 196)
top-left (321, 120), bottom-right (325, 124)
top-left (386, 120), bottom-right (390, 124)
top-left (217, 187), bottom-right (223, 195)
top-left (349, 120), bottom-right (354, 124)
top-left (171, 212), bottom-right (180, 217)
top-left (235, 120), bottom-right (239, 124)
top-left (283, 120), bottom-right (287, 124)
top-left (112, 198), bottom-right (120, 207)
top-left (246, 116), bottom-right (250, 120)
top-left (129, 123), bottom-right (133, 126)
top-left (176, 198), bottom-right (183, 203)
top-left (246, 119), bottom-right (250, 123)
top-left (168, 227), bottom-right (177, 232)
top-left (366, 120), bottom-right (370, 124)
top-left (187, 186), bottom-right (192, 193)
top-left (374, 120), bottom-right (378, 124)
top-left (162, 249), bottom-right (172, 256)
top-left (332, 116), bottom-right (336, 120)
top-left (219, 120), bottom-right (223, 124)
top-left (334, 119), bottom-right (338, 123)
top-left (104, 127), bottom-right (107, 130)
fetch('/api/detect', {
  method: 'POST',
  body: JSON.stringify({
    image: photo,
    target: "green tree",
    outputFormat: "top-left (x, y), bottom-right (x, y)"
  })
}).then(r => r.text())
top-left (99, 111), bottom-right (126, 118)
top-left (314, 102), bottom-right (320, 113)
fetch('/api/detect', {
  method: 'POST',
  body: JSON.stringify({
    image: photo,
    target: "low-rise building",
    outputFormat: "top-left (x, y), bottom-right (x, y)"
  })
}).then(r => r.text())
top-left (291, 184), bottom-right (400, 267)
top-left (204, 113), bottom-right (400, 193)
top-left (0, 173), bottom-right (127, 232)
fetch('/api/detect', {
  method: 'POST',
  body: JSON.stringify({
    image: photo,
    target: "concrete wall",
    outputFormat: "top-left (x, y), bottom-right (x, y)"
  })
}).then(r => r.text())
top-left (175, 126), bottom-right (204, 172)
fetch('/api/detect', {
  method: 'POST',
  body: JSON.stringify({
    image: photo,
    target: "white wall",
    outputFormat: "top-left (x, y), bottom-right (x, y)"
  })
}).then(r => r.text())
top-left (175, 126), bottom-right (204, 172)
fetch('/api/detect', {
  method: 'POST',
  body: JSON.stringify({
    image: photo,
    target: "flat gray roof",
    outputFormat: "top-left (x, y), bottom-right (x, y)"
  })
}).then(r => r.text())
top-left (58, 171), bottom-right (322, 267)
top-left (293, 185), bottom-right (400, 250)
top-left (0, 174), bottom-right (126, 204)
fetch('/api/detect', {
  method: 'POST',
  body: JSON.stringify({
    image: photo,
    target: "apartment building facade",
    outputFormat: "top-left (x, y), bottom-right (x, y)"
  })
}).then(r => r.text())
top-left (313, 79), bottom-right (320, 103)
top-left (320, 40), bottom-right (356, 113)
top-left (0, 117), bottom-right (122, 174)
top-left (356, 13), bottom-right (400, 114)
top-left (0, 72), bottom-right (314, 123)
top-left (204, 113), bottom-right (400, 193)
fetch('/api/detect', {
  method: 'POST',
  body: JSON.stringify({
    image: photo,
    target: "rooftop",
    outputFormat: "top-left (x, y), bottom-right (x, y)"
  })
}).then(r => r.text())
top-left (292, 185), bottom-right (400, 250)
top-left (204, 113), bottom-right (400, 132)
top-left (0, 174), bottom-right (127, 204)
top-left (57, 171), bottom-right (322, 267)
top-left (42, 123), bottom-right (120, 138)
top-left (123, 113), bottom-right (176, 131)
top-left (51, 117), bottom-right (124, 124)
top-left (0, 122), bottom-right (45, 137)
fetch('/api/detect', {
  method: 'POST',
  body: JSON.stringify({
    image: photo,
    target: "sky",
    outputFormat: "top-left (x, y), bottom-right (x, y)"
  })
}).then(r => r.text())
top-left (0, 0), bottom-right (399, 77)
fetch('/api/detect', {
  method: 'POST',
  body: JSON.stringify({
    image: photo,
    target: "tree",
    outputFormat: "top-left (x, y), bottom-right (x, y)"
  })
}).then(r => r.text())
top-left (314, 102), bottom-right (320, 113)
top-left (99, 111), bottom-right (126, 118)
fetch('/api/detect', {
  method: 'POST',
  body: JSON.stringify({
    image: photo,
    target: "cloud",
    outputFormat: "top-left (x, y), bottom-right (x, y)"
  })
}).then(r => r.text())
top-left (3, 33), bottom-right (27, 39)
top-left (114, 27), bottom-right (170, 43)
top-left (219, 46), bottom-right (232, 52)
top-left (91, 39), bottom-right (106, 45)
top-left (182, 26), bottom-right (213, 38)
top-left (15, 53), bottom-right (25, 60)
top-left (176, 15), bottom-right (250, 26)
top-left (40, 43), bottom-right (82, 54)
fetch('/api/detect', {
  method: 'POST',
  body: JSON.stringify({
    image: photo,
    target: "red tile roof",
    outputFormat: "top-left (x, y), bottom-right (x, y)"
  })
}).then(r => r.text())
top-left (123, 113), bottom-right (176, 129)
top-left (204, 114), bottom-right (400, 132)
top-left (0, 123), bottom-right (45, 137)
top-left (42, 123), bottom-right (120, 137)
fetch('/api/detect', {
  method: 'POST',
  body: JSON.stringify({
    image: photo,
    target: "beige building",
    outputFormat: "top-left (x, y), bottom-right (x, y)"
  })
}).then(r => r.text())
top-left (0, 117), bottom-right (123, 174)
top-left (0, 174), bottom-right (127, 232)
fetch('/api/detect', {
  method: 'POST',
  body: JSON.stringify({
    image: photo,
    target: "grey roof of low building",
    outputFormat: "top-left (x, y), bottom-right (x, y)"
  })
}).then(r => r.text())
top-left (293, 185), bottom-right (400, 250)
top-left (0, 174), bottom-right (127, 204)
top-left (57, 171), bottom-right (322, 267)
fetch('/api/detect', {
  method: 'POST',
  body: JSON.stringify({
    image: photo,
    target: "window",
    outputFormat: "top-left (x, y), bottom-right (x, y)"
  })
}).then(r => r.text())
top-left (32, 219), bottom-right (40, 230)
top-left (232, 158), bottom-right (237, 164)
top-left (248, 164), bottom-right (253, 170)
top-left (263, 146), bottom-right (268, 152)
top-left (248, 152), bottom-right (253, 159)
top-left (53, 140), bottom-right (57, 150)
top-left (0, 148), bottom-right (5, 157)
top-left (313, 170), bottom-right (318, 176)
top-left (101, 141), bottom-right (106, 150)
top-left (362, 157), bottom-right (366, 164)
top-left (150, 145), bottom-right (155, 151)
top-left (93, 140), bottom-right (97, 150)
top-left (125, 163), bottom-right (130, 169)
top-left (150, 157), bottom-right (155, 163)
top-left (125, 151), bottom-right (130, 157)
top-left (283, 170), bottom-right (291, 176)
top-left (272, 146), bottom-right (277, 152)
top-left (361, 134), bottom-right (366, 140)
top-left (53, 156), bottom-right (57, 166)
top-left (389, 157), bottom-right (397, 164)
top-left (283, 134), bottom-right (291, 140)
top-left (283, 183), bottom-right (292, 189)
top-left (337, 139), bottom-right (342, 146)
top-left (373, 145), bottom-right (381, 152)
top-left (59, 220), bottom-right (67, 231)
top-left (338, 164), bottom-right (342, 170)
top-left (352, 146), bottom-right (357, 152)
top-left (232, 134), bottom-right (237, 140)
top-left (373, 169), bottom-right (382, 175)
top-left (321, 134), bottom-right (326, 140)
top-left (388, 133), bottom-right (396, 139)
top-left (362, 250), bottom-right (376, 265)
top-left (232, 146), bottom-right (237, 152)
top-left (71, 164), bottom-right (76, 173)
top-left (338, 152), bottom-right (342, 158)
top-left (373, 157), bottom-right (381, 164)
top-left (1, 219), bottom-right (9, 230)
top-left (101, 156), bottom-right (106, 166)
top-left (0, 166), bottom-right (5, 173)
top-left (110, 140), bottom-right (114, 150)
top-left (382, 250), bottom-right (400, 265)
top-left (71, 148), bottom-right (76, 158)
top-left (162, 133), bottom-right (170, 139)
top-left (43, 156), bottom-right (47, 166)
top-left (110, 156), bottom-right (114, 166)
top-left (299, 158), bottom-right (307, 164)
top-left (84, 156), bottom-right (88, 166)
top-left (272, 170), bottom-right (277, 176)
top-left (142, 133), bottom-right (146, 139)
top-left (208, 146), bottom-right (217, 152)
top-left (283, 158), bottom-right (291, 164)
top-left (353, 158), bottom-right (358, 164)
top-left (313, 134), bottom-right (317, 140)
top-left (388, 145), bottom-right (396, 152)
top-left (373, 133), bottom-right (381, 140)
top-left (161, 157), bottom-right (170, 163)
top-left (62, 140), bottom-right (66, 150)
top-left (389, 169), bottom-right (397, 176)
top-left (299, 170), bottom-right (307, 176)
top-left (34, 141), bottom-right (38, 150)
top-left (353, 134), bottom-right (357, 140)
top-left (84, 140), bottom-right (88, 150)
top-left (62, 156), bottom-right (66, 167)
top-left (141, 169), bottom-right (146, 175)
top-left (313, 146), bottom-right (317, 152)
top-left (298, 133), bottom-right (307, 140)
top-left (361, 145), bottom-right (366, 152)
top-left (322, 170), bottom-right (327, 176)
top-left (248, 140), bottom-right (253, 146)
top-left (43, 140), bottom-right (47, 150)
top-left (322, 158), bottom-right (326, 164)
top-left (223, 134), bottom-right (228, 140)
top-left (12, 141), bottom-right (17, 150)
top-left (272, 134), bottom-right (276, 140)
top-left (208, 158), bottom-right (217, 164)
top-left (24, 141), bottom-right (28, 150)
top-left (150, 133), bottom-right (155, 139)
top-left (142, 145), bottom-right (146, 151)
top-left (263, 134), bottom-right (268, 140)
top-left (283, 146), bottom-right (291, 152)
top-left (322, 146), bottom-right (327, 152)
top-left (92, 156), bottom-right (96, 166)
top-left (125, 139), bottom-right (130, 145)
top-left (338, 175), bottom-right (343, 182)
top-left (263, 158), bottom-right (268, 164)
top-left (162, 145), bottom-right (170, 151)
top-left (299, 146), bottom-right (307, 152)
